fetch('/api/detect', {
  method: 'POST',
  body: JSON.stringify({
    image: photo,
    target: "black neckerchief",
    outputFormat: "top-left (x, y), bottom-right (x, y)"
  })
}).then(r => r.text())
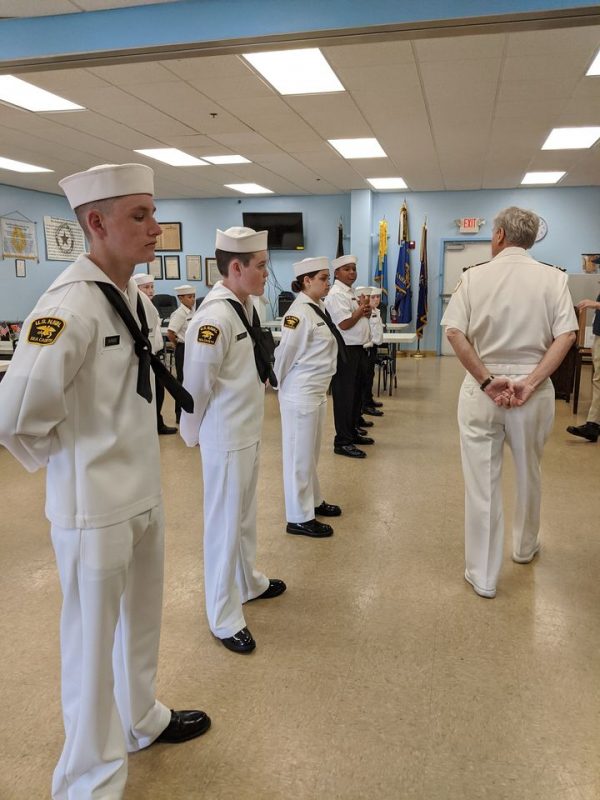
top-left (307, 302), bottom-right (348, 363)
top-left (226, 298), bottom-right (278, 387)
top-left (95, 282), bottom-right (194, 413)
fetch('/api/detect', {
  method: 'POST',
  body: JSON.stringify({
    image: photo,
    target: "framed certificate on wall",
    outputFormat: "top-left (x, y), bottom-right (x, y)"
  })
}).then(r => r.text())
top-left (155, 222), bottom-right (182, 252)
top-left (205, 257), bottom-right (220, 287)
top-left (148, 256), bottom-right (163, 280)
top-left (164, 255), bottom-right (180, 280)
top-left (186, 255), bottom-right (202, 281)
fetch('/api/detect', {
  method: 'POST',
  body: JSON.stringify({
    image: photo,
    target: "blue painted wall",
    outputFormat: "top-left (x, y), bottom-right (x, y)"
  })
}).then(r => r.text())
top-left (2, 183), bottom-right (599, 349)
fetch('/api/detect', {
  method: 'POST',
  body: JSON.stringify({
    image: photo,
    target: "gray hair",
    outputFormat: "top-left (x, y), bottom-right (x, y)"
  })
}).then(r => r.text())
top-left (493, 206), bottom-right (539, 250)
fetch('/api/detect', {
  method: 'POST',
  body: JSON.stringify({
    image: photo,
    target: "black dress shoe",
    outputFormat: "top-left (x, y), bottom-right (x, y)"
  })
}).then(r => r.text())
top-left (566, 422), bottom-right (599, 442)
top-left (315, 501), bottom-right (342, 517)
top-left (334, 444), bottom-right (366, 458)
top-left (220, 627), bottom-right (256, 653)
top-left (158, 424), bottom-right (177, 435)
top-left (250, 578), bottom-right (287, 599)
top-left (355, 427), bottom-right (367, 436)
top-left (353, 435), bottom-right (374, 445)
top-left (358, 417), bottom-right (374, 428)
top-left (370, 400), bottom-right (384, 408)
top-left (286, 519), bottom-right (333, 537)
top-left (363, 406), bottom-right (384, 417)
top-left (155, 709), bottom-right (211, 743)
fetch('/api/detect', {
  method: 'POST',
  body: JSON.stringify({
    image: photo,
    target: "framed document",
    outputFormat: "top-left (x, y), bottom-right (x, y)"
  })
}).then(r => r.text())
top-left (155, 222), bottom-right (182, 252)
top-left (148, 256), bottom-right (163, 280)
top-left (186, 254), bottom-right (202, 281)
top-left (15, 258), bottom-right (26, 278)
top-left (164, 254), bottom-right (180, 280)
top-left (205, 257), bottom-right (220, 287)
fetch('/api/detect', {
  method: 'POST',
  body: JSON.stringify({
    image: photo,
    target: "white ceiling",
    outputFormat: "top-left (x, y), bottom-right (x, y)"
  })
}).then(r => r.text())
top-left (0, 4), bottom-right (600, 199)
top-left (0, 0), bottom-right (180, 16)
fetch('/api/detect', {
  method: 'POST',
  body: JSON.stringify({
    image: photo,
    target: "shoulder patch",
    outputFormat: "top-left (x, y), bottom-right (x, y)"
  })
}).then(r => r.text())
top-left (197, 324), bottom-right (220, 345)
top-left (27, 317), bottom-right (66, 346)
top-left (284, 315), bottom-right (300, 330)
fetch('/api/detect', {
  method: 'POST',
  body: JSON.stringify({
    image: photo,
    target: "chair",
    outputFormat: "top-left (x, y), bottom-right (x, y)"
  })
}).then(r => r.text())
top-left (375, 345), bottom-right (395, 396)
top-left (152, 294), bottom-right (178, 324)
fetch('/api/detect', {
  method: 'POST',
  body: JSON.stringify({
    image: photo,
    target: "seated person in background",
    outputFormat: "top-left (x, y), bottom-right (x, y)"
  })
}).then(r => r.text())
top-left (566, 294), bottom-right (600, 443)
top-left (134, 273), bottom-right (176, 435)
top-left (167, 284), bottom-right (195, 423)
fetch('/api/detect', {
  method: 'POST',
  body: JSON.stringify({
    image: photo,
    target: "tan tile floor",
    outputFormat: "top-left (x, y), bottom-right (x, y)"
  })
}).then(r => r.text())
top-left (1, 356), bottom-right (598, 800)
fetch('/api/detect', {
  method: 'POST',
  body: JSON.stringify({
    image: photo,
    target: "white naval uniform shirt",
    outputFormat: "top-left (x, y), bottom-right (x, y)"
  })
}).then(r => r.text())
top-left (180, 282), bottom-right (265, 451)
top-left (324, 279), bottom-right (370, 346)
top-left (141, 295), bottom-right (164, 354)
top-left (0, 254), bottom-right (161, 529)
top-left (369, 307), bottom-right (384, 346)
top-left (274, 292), bottom-right (338, 401)
top-left (168, 302), bottom-right (193, 343)
top-left (441, 247), bottom-right (578, 371)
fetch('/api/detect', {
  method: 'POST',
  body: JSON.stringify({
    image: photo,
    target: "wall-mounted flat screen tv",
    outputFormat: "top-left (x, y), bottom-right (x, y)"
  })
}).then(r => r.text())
top-left (242, 212), bottom-right (304, 250)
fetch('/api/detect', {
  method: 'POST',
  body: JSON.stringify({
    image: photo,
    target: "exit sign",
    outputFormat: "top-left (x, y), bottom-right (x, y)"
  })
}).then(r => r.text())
top-left (458, 217), bottom-right (483, 233)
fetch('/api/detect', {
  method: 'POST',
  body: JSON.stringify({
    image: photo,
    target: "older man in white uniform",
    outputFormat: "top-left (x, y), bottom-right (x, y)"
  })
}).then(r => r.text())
top-left (442, 206), bottom-right (577, 598)
top-left (180, 227), bottom-right (286, 654)
top-left (324, 255), bottom-right (373, 457)
top-left (0, 164), bottom-right (210, 800)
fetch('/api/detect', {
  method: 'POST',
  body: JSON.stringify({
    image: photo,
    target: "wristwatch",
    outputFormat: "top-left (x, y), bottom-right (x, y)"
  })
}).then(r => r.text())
top-left (480, 376), bottom-right (495, 391)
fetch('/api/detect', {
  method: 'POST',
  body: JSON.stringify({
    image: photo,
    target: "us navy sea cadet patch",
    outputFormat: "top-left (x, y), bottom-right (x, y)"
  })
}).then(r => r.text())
top-left (28, 317), bottom-right (66, 346)
top-left (284, 315), bottom-right (300, 330)
top-left (197, 324), bottom-right (220, 345)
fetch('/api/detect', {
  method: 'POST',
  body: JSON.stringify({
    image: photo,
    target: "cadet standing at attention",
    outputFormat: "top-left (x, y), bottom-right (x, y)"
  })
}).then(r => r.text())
top-left (0, 164), bottom-right (210, 800)
top-left (274, 257), bottom-right (342, 538)
top-left (325, 256), bottom-right (373, 458)
top-left (167, 284), bottom-right (195, 423)
top-left (180, 227), bottom-right (286, 654)
top-left (442, 206), bottom-right (577, 599)
top-left (133, 273), bottom-right (177, 435)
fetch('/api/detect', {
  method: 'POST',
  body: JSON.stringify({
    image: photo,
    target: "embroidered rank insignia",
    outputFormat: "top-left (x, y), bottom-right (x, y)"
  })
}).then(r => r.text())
top-left (197, 324), bottom-right (220, 345)
top-left (27, 317), bottom-right (66, 346)
top-left (284, 315), bottom-right (300, 330)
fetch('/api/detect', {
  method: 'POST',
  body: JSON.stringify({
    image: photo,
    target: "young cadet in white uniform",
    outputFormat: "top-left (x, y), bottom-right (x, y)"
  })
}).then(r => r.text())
top-left (324, 256), bottom-right (373, 458)
top-left (180, 227), bottom-right (286, 654)
top-left (442, 206), bottom-right (577, 598)
top-left (274, 257), bottom-right (341, 538)
top-left (167, 284), bottom-right (195, 423)
top-left (363, 286), bottom-right (385, 411)
top-left (0, 164), bottom-right (210, 800)
top-left (133, 273), bottom-right (177, 435)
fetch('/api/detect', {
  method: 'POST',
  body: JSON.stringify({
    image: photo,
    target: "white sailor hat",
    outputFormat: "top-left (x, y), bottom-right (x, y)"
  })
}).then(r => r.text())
top-left (215, 226), bottom-right (268, 253)
top-left (133, 273), bottom-right (154, 286)
top-left (174, 284), bottom-right (195, 296)
top-left (331, 254), bottom-right (357, 270)
top-left (59, 163), bottom-right (154, 210)
top-left (354, 286), bottom-right (372, 296)
top-left (293, 256), bottom-right (329, 278)
top-left (369, 286), bottom-right (382, 296)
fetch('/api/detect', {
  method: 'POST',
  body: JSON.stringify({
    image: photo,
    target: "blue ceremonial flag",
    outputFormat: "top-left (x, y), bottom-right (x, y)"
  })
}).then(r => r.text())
top-left (394, 201), bottom-right (412, 323)
top-left (416, 219), bottom-right (428, 339)
top-left (373, 218), bottom-right (388, 303)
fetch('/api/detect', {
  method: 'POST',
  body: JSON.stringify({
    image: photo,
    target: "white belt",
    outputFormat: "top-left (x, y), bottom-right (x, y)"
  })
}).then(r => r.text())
top-left (484, 363), bottom-right (536, 375)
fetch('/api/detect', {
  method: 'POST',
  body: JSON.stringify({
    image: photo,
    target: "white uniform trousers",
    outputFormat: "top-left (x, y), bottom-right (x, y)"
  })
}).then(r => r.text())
top-left (50, 505), bottom-right (171, 800)
top-left (586, 335), bottom-right (600, 424)
top-left (200, 443), bottom-right (269, 638)
top-left (458, 375), bottom-right (555, 594)
top-left (279, 395), bottom-right (326, 523)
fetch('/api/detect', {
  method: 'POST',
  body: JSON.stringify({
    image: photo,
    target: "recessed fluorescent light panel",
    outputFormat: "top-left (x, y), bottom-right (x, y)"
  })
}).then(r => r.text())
top-left (368, 177), bottom-right (408, 190)
top-left (243, 48), bottom-right (344, 95)
top-left (134, 148), bottom-right (208, 166)
top-left (521, 171), bottom-right (565, 185)
top-left (329, 138), bottom-right (387, 159)
top-left (586, 49), bottom-right (600, 75)
top-left (203, 155), bottom-right (251, 165)
top-left (0, 156), bottom-right (53, 173)
top-left (542, 127), bottom-right (600, 150)
top-left (0, 75), bottom-right (84, 112)
top-left (225, 183), bottom-right (273, 194)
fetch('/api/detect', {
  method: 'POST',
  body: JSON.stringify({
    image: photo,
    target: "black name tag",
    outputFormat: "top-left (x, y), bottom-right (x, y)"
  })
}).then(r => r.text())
top-left (236, 332), bottom-right (248, 341)
top-left (104, 335), bottom-right (120, 347)
top-left (316, 321), bottom-right (326, 326)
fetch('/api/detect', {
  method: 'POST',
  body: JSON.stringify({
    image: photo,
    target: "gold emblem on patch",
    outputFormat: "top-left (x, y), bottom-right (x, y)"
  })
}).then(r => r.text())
top-left (27, 317), bottom-right (66, 346)
top-left (197, 324), bottom-right (220, 345)
top-left (284, 315), bottom-right (300, 330)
